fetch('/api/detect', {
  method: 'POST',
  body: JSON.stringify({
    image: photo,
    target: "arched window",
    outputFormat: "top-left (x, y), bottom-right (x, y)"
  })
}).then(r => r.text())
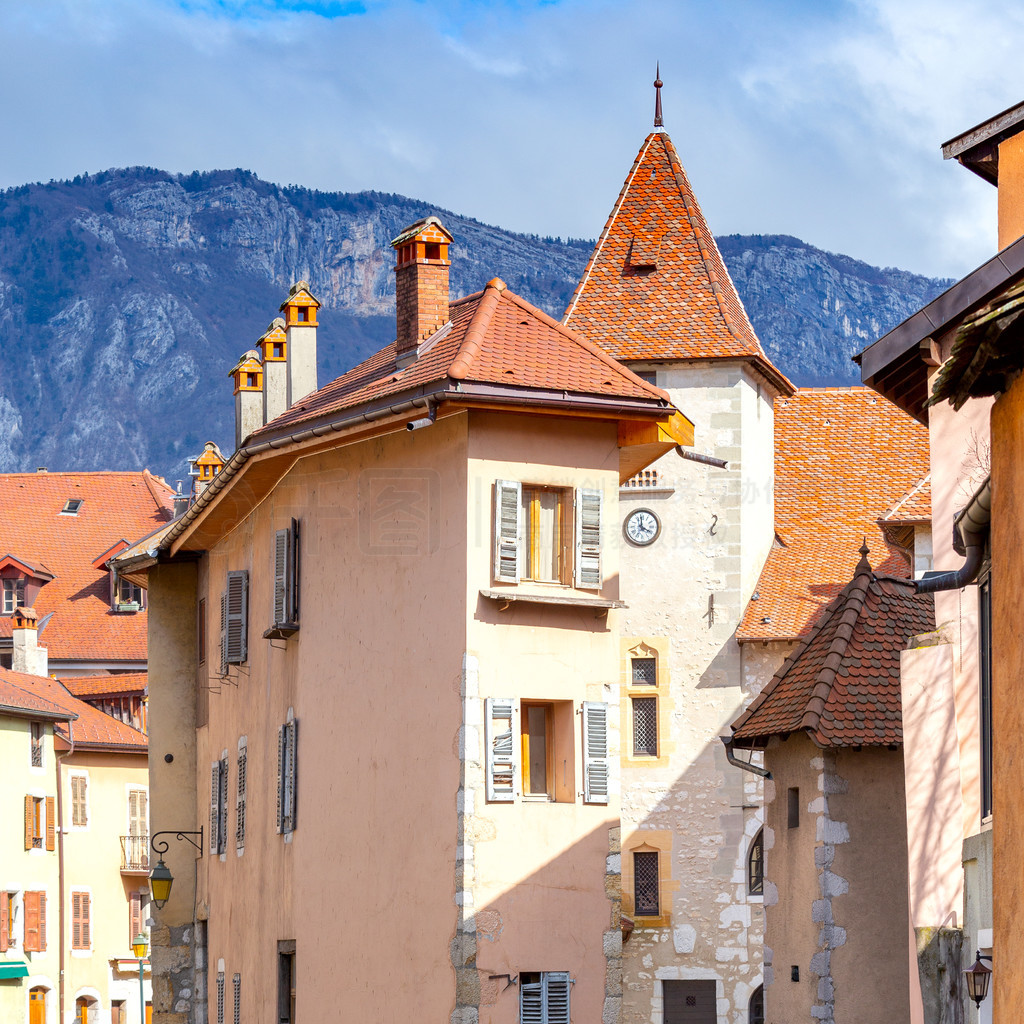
top-left (748, 829), bottom-right (764, 896)
top-left (76, 995), bottom-right (98, 1024)
top-left (749, 984), bottom-right (764, 1024)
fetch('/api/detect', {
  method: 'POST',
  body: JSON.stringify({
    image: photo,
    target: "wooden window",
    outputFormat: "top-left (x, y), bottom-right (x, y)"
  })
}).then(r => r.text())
top-left (521, 703), bottom-right (554, 798)
top-left (748, 829), bottom-right (764, 896)
top-left (113, 574), bottom-right (144, 610)
top-left (30, 721), bottom-right (43, 767)
top-left (632, 696), bottom-right (658, 756)
top-left (129, 891), bottom-right (145, 949)
top-left (128, 788), bottom-right (148, 843)
top-left (236, 739), bottom-right (247, 852)
top-left (210, 760), bottom-right (228, 854)
top-left (271, 520), bottom-right (301, 631)
top-left (71, 891), bottom-right (90, 950)
top-left (633, 850), bottom-right (660, 916)
top-left (3, 577), bottom-right (26, 613)
top-left (484, 698), bottom-right (516, 802)
top-left (788, 787), bottom-right (800, 829)
top-left (277, 719), bottom-right (298, 835)
top-left (111, 1001), bottom-right (126, 1024)
top-left (0, 891), bottom-right (12, 950)
top-left (278, 942), bottom-right (296, 1024)
top-left (24, 891), bottom-right (45, 951)
top-left (519, 972), bottom-right (570, 1024)
top-left (220, 570), bottom-right (249, 671)
top-left (582, 701), bottom-right (609, 804)
top-left (71, 775), bottom-right (88, 826)
top-left (198, 597), bottom-right (207, 666)
top-left (24, 795), bottom-right (44, 849)
top-left (523, 487), bottom-right (569, 583)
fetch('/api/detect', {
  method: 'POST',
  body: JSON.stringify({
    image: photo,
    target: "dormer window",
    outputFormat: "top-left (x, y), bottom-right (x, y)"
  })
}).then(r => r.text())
top-left (61, 499), bottom-right (82, 515)
top-left (2, 579), bottom-right (25, 614)
top-left (112, 574), bottom-right (144, 613)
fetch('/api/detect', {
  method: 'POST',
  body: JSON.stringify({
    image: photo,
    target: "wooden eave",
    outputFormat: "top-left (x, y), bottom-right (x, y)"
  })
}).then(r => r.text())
top-left (942, 99), bottom-right (1024, 185)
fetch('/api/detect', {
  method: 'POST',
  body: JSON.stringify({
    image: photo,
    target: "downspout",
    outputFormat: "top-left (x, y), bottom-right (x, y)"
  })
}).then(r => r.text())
top-left (55, 720), bottom-right (73, 1024)
top-left (721, 736), bottom-right (771, 779)
top-left (914, 478), bottom-right (991, 595)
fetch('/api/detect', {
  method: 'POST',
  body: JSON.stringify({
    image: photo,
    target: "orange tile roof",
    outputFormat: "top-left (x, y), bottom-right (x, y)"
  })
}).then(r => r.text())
top-left (563, 131), bottom-right (793, 395)
top-left (881, 474), bottom-right (932, 523)
top-left (0, 667), bottom-right (146, 750)
top-left (0, 472), bottom-right (174, 661)
top-left (736, 388), bottom-right (929, 643)
top-left (248, 278), bottom-right (672, 442)
top-left (61, 672), bottom-right (147, 697)
top-left (731, 554), bottom-right (934, 747)
top-left (0, 667), bottom-right (74, 720)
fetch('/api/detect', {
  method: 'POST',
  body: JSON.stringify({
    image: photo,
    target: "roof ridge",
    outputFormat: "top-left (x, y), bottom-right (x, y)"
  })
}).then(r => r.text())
top-left (883, 473), bottom-right (932, 521)
top-left (449, 281), bottom-right (505, 380)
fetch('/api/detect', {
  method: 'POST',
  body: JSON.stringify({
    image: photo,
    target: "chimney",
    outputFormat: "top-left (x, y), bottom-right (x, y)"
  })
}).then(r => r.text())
top-left (229, 349), bottom-right (265, 451)
top-left (172, 481), bottom-right (189, 518)
top-left (260, 317), bottom-right (289, 423)
top-left (280, 282), bottom-right (320, 407)
top-left (12, 606), bottom-right (47, 676)
top-left (391, 217), bottom-right (453, 368)
top-left (191, 442), bottom-right (226, 497)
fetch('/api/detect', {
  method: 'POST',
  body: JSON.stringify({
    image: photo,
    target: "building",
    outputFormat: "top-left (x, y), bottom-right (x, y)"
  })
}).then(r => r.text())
top-left (116, 217), bottom-right (696, 1024)
top-left (0, 613), bottom-right (150, 1024)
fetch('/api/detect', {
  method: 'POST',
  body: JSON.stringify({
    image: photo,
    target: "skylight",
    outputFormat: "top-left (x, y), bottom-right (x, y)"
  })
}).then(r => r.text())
top-left (61, 499), bottom-right (83, 515)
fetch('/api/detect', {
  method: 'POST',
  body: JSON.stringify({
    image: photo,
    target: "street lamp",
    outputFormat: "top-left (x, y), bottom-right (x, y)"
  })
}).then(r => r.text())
top-left (148, 830), bottom-right (203, 910)
top-left (965, 951), bottom-right (993, 1009)
top-left (132, 933), bottom-right (148, 1024)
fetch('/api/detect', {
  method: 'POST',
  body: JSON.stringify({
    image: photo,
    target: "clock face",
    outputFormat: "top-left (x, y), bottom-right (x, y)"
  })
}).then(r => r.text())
top-left (624, 508), bottom-right (661, 546)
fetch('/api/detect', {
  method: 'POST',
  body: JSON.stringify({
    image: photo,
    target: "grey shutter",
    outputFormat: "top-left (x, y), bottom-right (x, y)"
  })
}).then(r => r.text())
top-left (285, 718), bottom-right (298, 833)
top-left (219, 590), bottom-right (228, 675)
top-left (582, 701), bottom-right (609, 804)
top-left (218, 757), bottom-right (228, 854)
top-left (275, 725), bottom-right (284, 835)
top-left (493, 480), bottom-right (522, 582)
top-left (520, 979), bottom-right (543, 1024)
top-left (235, 742), bottom-right (247, 851)
top-left (575, 487), bottom-right (603, 589)
top-left (289, 518), bottom-right (300, 623)
top-left (545, 973), bottom-right (571, 1024)
top-left (225, 570), bottom-right (248, 663)
top-left (484, 698), bottom-right (516, 802)
top-left (210, 761), bottom-right (222, 855)
top-left (273, 529), bottom-right (288, 626)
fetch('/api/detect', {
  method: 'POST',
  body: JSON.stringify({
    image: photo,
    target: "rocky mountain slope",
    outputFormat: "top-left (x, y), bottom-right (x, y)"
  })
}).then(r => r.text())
top-left (0, 169), bottom-right (949, 481)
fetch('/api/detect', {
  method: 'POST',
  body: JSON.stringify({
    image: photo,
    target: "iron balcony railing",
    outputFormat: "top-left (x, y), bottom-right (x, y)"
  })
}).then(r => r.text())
top-left (120, 835), bottom-right (150, 872)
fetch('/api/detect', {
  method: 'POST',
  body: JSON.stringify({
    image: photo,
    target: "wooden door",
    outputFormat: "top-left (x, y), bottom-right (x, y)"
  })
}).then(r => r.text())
top-left (28, 988), bottom-right (45, 1024)
top-left (663, 980), bottom-right (717, 1023)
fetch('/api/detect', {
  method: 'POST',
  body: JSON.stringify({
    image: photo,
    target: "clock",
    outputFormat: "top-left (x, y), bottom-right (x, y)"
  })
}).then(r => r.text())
top-left (624, 507), bottom-right (661, 546)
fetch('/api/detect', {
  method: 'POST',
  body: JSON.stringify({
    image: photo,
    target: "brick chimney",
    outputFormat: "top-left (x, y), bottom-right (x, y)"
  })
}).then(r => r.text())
top-left (259, 317), bottom-right (288, 424)
top-left (12, 606), bottom-right (47, 676)
top-left (391, 217), bottom-right (454, 368)
top-left (191, 442), bottom-right (225, 497)
top-left (280, 282), bottom-right (320, 407)
top-left (229, 349), bottom-right (264, 450)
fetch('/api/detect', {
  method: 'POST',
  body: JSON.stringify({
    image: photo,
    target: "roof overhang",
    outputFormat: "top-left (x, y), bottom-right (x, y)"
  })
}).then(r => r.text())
top-left (618, 412), bottom-right (696, 483)
top-left (0, 554), bottom-right (55, 582)
top-left (942, 99), bottom-right (1024, 185)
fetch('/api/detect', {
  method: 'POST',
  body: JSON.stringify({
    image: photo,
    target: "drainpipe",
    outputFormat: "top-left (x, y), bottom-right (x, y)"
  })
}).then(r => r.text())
top-left (55, 720), bottom-right (73, 1024)
top-left (721, 736), bottom-right (771, 779)
top-left (915, 478), bottom-right (991, 595)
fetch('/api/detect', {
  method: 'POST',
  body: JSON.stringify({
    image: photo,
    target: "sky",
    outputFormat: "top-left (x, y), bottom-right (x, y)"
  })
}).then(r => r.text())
top-left (0, 0), bottom-right (1022, 279)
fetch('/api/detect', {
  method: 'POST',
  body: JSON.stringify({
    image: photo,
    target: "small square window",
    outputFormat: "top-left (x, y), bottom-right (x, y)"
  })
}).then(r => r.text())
top-left (61, 499), bottom-right (82, 515)
top-left (631, 657), bottom-right (657, 685)
top-left (3, 578), bottom-right (26, 614)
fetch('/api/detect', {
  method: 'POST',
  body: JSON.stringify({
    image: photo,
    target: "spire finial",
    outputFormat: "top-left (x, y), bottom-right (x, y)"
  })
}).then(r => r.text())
top-left (654, 63), bottom-right (663, 128)
top-left (856, 536), bottom-right (871, 573)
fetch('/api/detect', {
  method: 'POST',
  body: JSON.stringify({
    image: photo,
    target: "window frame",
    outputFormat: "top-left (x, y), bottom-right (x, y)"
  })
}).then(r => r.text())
top-left (748, 829), bottom-right (764, 897)
top-left (633, 849), bottom-right (660, 917)
top-left (519, 971), bottom-right (571, 1024)
top-left (631, 694), bottom-right (658, 757)
top-left (71, 890), bottom-right (91, 952)
top-left (3, 577), bottom-right (26, 614)
top-left (277, 716), bottom-right (298, 836)
top-left (30, 721), bottom-right (44, 768)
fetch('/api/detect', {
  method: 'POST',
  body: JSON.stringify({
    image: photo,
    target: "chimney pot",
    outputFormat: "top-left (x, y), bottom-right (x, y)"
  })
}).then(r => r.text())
top-left (391, 217), bottom-right (454, 368)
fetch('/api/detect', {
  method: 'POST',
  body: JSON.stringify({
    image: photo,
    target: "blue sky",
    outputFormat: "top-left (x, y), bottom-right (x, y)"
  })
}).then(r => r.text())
top-left (1, 0), bottom-right (1022, 278)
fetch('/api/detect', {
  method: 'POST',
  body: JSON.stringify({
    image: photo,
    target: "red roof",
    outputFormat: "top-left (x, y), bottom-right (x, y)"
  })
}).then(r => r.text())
top-left (61, 672), bottom-right (147, 697)
top-left (881, 474), bottom-right (932, 523)
top-left (731, 552), bottom-right (935, 747)
top-left (0, 472), bottom-right (174, 661)
top-left (0, 667), bottom-right (146, 750)
top-left (0, 668), bottom-right (74, 720)
top-left (563, 131), bottom-right (792, 395)
top-left (736, 388), bottom-right (930, 642)
top-left (248, 278), bottom-right (671, 442)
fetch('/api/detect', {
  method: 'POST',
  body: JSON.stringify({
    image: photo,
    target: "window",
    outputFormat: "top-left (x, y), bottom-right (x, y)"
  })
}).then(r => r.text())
top-left (633, 850), bottom-right (660, 916)
top-left (24, 795), bottom-right (53, 850)
top-left (980, 576), bottom-right (992, 820)
top-left (521, 703), bottom-right (553, 797)
top-left (71, 891), bottom-right (90, 950)
top-left (631, 657), bottom-right (657, 684)
top-left (236, 738), bottom-right (247, 853)
top-left (61, 499), bottom-right (82, 515)
top-left (210, 758), bottom-right (228, 855)
top-left (75, 997), bottom-right (98, 1024)
top-left (788, 787), bottom-right (800, 829)
top-left (277, 718), bottom-right (298, 835)
top-left (23, 891), bottom-right (45, 951)
top-left (3, 577), bottom-right (25, 613)
top-left (113, 573), bottom-right (144, 611)
top-left (748, 829), bottom-right (764, 896)
top-left (111, 1002), bottom-right (126, 1024)
top-left (198, 597), bottom-right (207, 666)
top-left (278, 942), bottom-right (296, 1024)
top-left (30, 722), bottom-right (43, 767)
top-left (217, 971), bottom-right (225, 1024)
top-left (268, 520), bottom-right (300, 636)
top-left (233, 973), bottom-right (241, 1024)
top-left (0, 891), bottom-right (14, 950)
top-left (663, 980), bottom-right (716, 1023)
top-left (220, 570), bottom-right (249, 671)
top-left (749, 985), bottom-right (765, 1024)
top-left (71, 774), bottom-right (88, 826)
top-left (493, 481), bottom-right (603, 590)
top-left (632, 696), bottom-right (658, 756)
top-left (520, 972), bottom-right (570, 1024)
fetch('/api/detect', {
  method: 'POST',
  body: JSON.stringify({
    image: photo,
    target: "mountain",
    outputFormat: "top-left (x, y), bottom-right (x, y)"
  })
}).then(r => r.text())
top-left (0, 169), bottom-right (949, 482)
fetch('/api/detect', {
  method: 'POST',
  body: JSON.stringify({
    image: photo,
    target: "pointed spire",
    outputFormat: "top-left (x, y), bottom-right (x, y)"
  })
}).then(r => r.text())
top-left (653, 63), bottom-right (663, 128)
top-left (856, 537), bottom-right (871, 574)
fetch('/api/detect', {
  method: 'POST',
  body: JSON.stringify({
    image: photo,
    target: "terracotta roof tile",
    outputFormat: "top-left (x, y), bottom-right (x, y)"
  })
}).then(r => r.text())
top-left (248, 279), bottom-right (671, 441)
top-left (563, 131), bottom-right (793, 394)
top-left (881, 474), bottom-right (932, 523)
top-left (0, 666), bottom-right (146, 750)
top-left (731, 555), bottom-right (935, 747)
top-left (736, 388), bottom-right (929, 642)
top-left (0, 472), bottom-right (174, 661)
top-left (61, 672), bottom-right (147, 697)
top-left (0, 668), bottom-right (75, 719)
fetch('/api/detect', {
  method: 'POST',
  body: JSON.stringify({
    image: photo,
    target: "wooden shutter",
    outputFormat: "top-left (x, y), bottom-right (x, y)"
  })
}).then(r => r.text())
top-left (219, 758), bottom-right (228, 852)
top-left (545, 973), bottom-right (571, 1024)
top-left (484, 698), bottom-right (516, 802)
top-left (38, 892), bottom-right (46, 951)
top-left (574, 487), bottom-right (603, 589)
top-left (225, 571), bottom-right (248, 664)
top-left (236, 741), bottom-right (247, 850)
top-left (72, 776), bottom-right (87, 826)
top-left (72, 892), bottom-right (89, 949)
top-left (220, 590), bottom-right (228, 674)
top-left (0, 893), bottom-right (8, 952)
top-left (520, 979), bottom-right (543, 1024)
top-left (24, 794), bottom-right (33, 850)
top-left (493, 480), bottom-right (522, 582)
top-left (130, 892), bottom-right (142, 947)
top-left (210, 762), bottom-right (222, 855)
top-left (81, 892), bottom-right (90, 949)
top-left (582, 702), bottom-right (609, 804)
top-left (45, 797), bottom-right (55, 851)
top-left (129, 790), bottom-right (148, 837)
top-left (24, 892), bottom-right (39, 951)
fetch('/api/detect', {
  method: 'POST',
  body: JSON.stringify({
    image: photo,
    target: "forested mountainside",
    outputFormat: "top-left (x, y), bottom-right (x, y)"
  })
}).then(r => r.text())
top-left (0, 169), bottom-right (949, 480)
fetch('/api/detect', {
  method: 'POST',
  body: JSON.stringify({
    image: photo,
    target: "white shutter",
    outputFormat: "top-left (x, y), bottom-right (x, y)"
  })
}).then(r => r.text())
top-left (520, 980), bottom-right (543, 1024)
top-left (225, 571), bottom-right (248, 663)
top-left (493, 480), bottom-right (522, 582)
top-left (575, 487), bottom-right (603, 589)
top-left (273, 529), bottom-right (288, 626)
top-left (210, 761), bottom-right (222, 855)
top-left (484, 698), bottom-right (517, 802)
top-left (545, 973), bottom-right (571, 1024)
top-left (582, 702), bottom-right (609, 804)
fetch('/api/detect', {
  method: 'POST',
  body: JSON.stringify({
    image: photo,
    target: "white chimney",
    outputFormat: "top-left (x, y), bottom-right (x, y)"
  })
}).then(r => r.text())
top-left (12, 607), bottom-right (47, 676)
top-left (260, 317), bottom-right (289, 424)
top-left (280, 282), bottom-right (320, 407)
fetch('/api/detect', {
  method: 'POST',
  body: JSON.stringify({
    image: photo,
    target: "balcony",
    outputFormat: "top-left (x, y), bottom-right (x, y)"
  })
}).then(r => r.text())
top-left (120, 835), bottom-right (150, 873)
